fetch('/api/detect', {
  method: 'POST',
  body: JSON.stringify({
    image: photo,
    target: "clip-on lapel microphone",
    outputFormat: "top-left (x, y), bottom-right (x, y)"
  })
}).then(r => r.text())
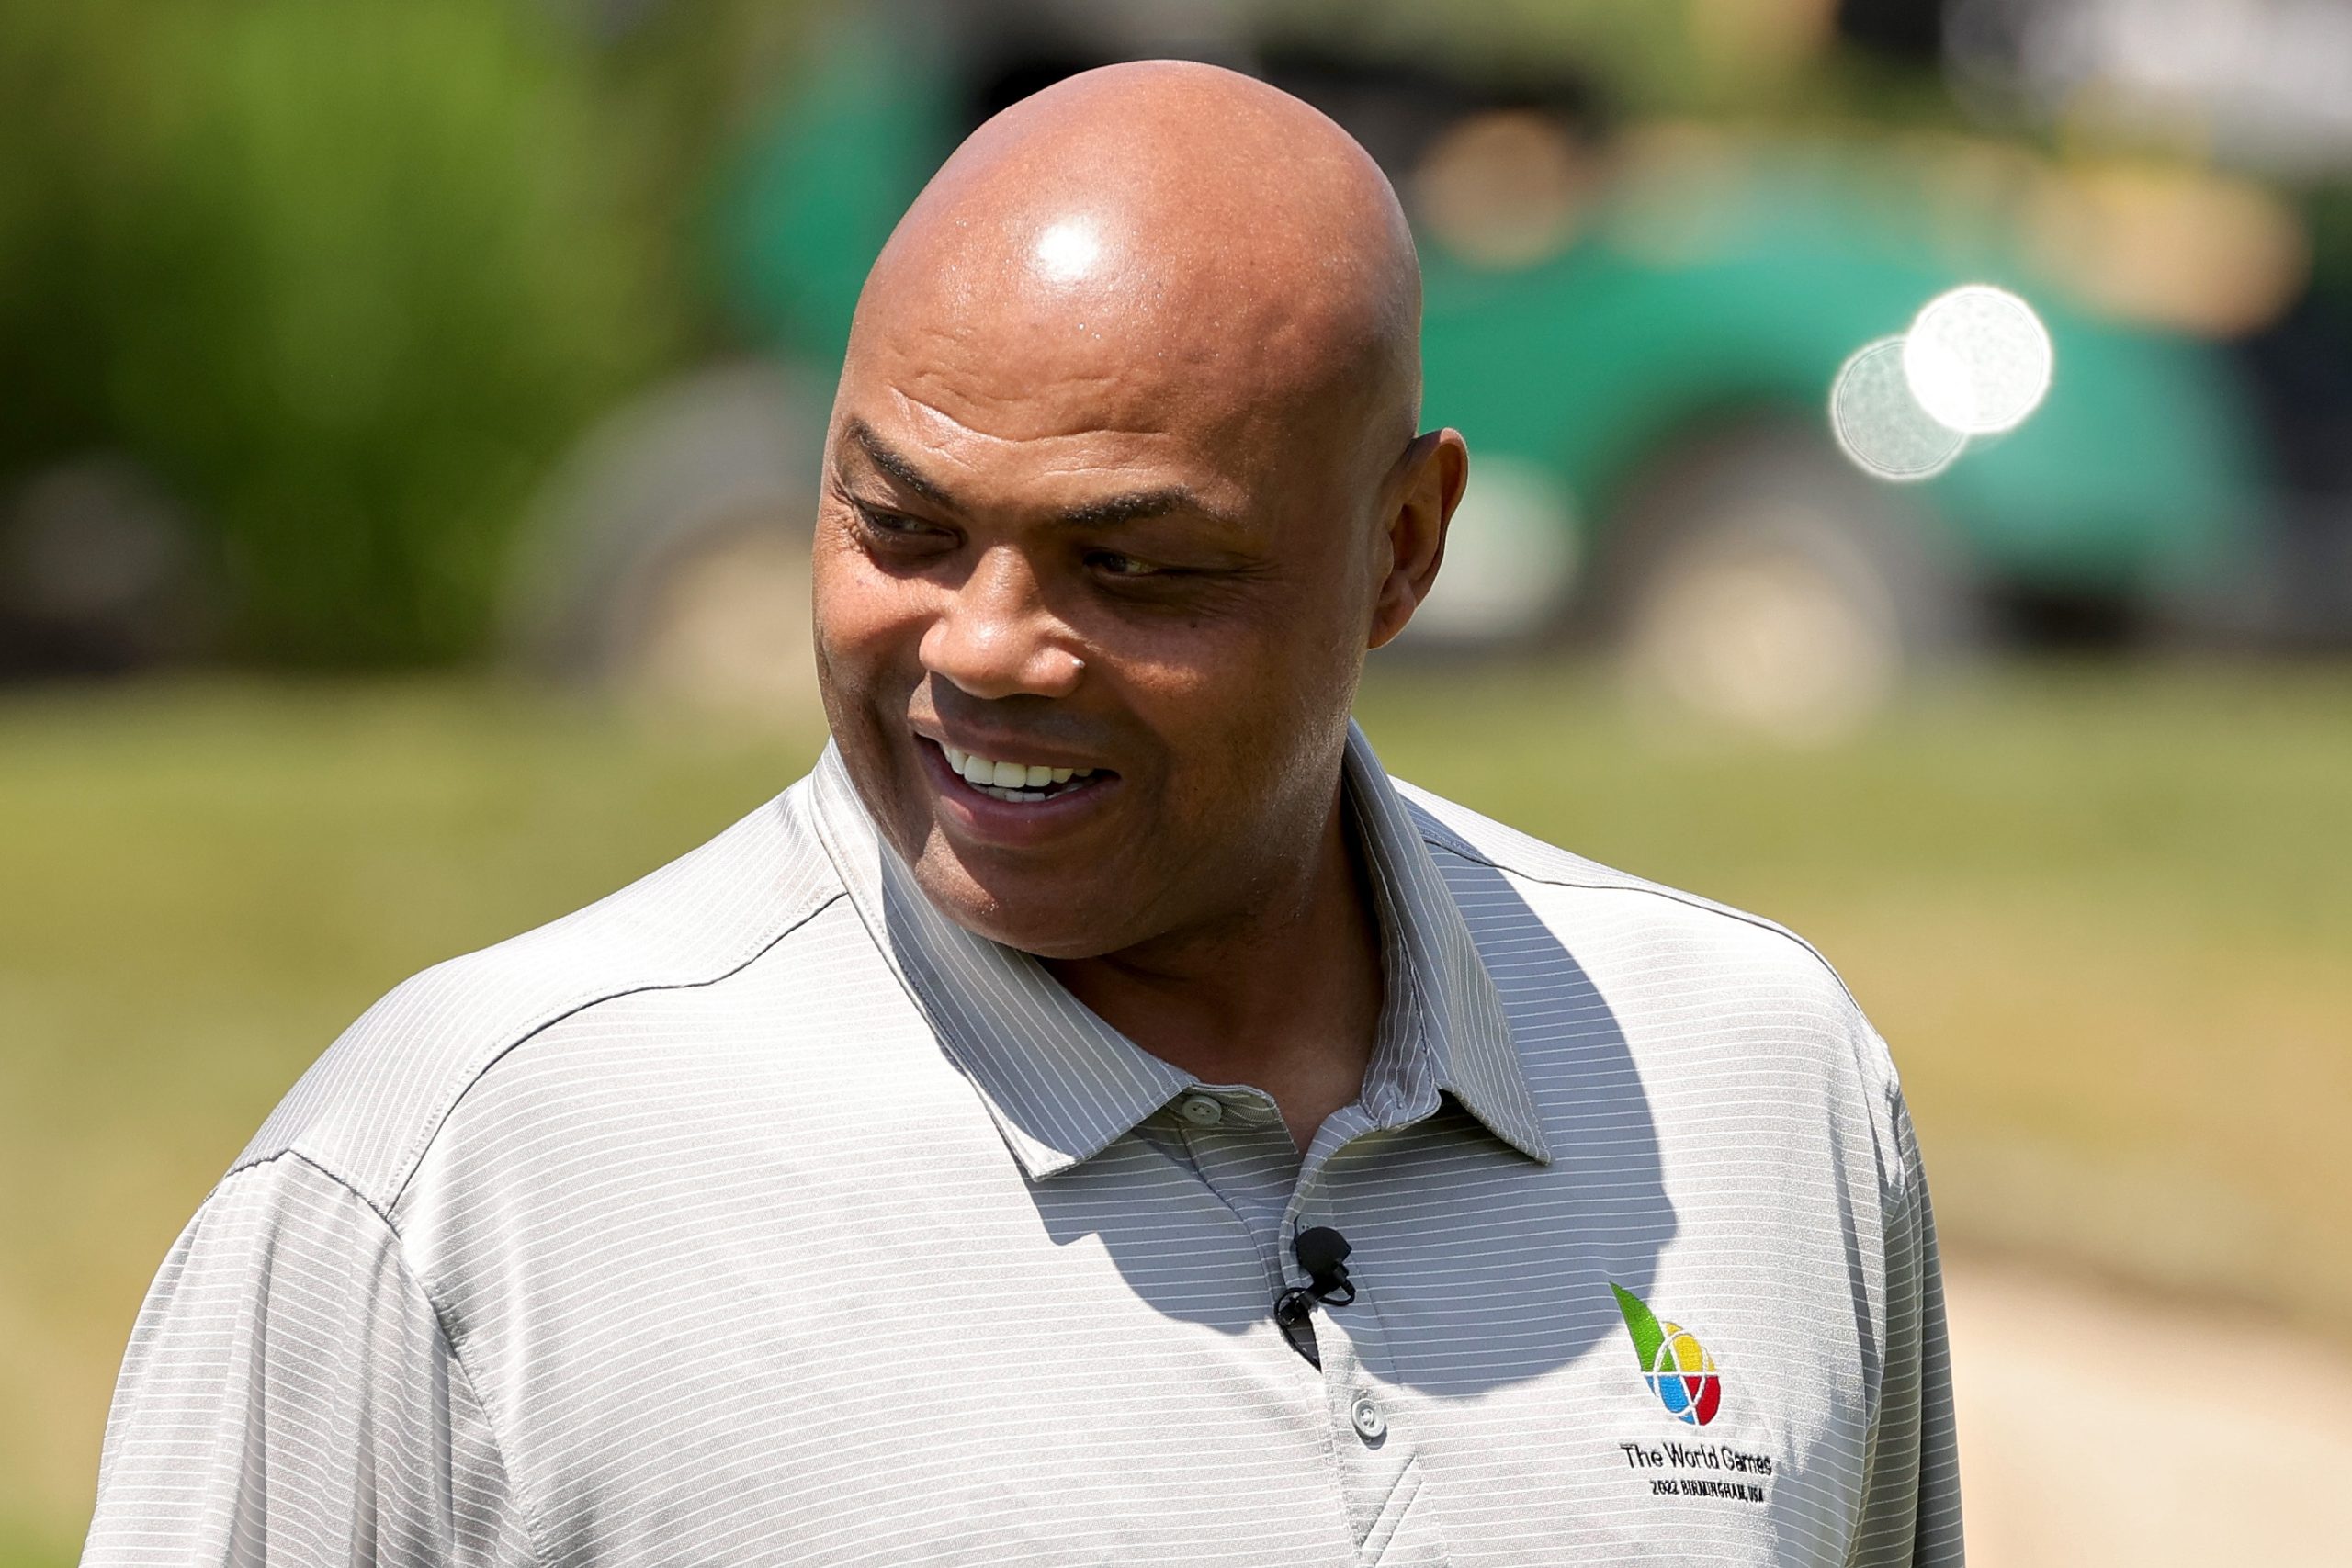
top-left (1273, 1225), bottom-right (1355, 1366)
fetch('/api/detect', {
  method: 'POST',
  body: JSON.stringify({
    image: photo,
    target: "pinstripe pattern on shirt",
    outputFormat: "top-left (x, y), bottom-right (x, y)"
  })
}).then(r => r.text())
top-left (83, 724), bottom-right (1962, 1567)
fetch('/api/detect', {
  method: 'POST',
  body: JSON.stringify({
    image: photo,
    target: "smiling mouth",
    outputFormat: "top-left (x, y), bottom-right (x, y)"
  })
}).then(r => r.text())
top-left (933, 739), bottom-right (1109, 805)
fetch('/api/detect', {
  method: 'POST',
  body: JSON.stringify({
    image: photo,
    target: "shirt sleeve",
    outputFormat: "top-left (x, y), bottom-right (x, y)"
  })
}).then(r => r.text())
top-left (82, 1153), bottom-right (539, 1568)
top-left (1848, 1088), bottom-right (1965, 1568)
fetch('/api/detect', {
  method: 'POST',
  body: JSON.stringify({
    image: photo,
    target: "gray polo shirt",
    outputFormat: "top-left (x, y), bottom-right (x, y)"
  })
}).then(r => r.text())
top-left (84, 727), bottom-right (1962, 1566)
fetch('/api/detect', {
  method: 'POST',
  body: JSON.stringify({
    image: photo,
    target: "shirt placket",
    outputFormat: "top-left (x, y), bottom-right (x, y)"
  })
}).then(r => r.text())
top-left (1283, 1107), bottom-right (1450, 1568)
top-left (1166, 1041), bottom-right (1453, 1565)
top-left (1164, 1086), bottom-right (1301, 1287)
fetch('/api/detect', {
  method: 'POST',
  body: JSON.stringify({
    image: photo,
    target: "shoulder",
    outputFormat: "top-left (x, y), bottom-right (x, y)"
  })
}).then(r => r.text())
top-left (1394, 775), bottom-right (1899, 1097)
top-left (231, 777), bottom-right (847, 1211)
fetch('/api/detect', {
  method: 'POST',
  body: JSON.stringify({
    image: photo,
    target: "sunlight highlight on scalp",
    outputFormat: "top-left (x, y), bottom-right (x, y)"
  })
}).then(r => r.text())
top-left (1032, 219), bottom-right (1103, 285)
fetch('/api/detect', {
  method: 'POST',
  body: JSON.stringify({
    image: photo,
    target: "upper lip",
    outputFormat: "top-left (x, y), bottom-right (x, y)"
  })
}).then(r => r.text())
top-left (915, 726), bottom-right (1114, 774)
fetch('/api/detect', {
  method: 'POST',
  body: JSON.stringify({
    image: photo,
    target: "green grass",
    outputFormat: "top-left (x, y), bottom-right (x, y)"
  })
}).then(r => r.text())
top-left (3, 663), bottom-right (2347, 1551)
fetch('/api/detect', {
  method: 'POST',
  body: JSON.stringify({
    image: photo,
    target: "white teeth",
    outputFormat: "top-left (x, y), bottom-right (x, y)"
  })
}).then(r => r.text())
top-left (933, 739), bottom-right (1101, 800)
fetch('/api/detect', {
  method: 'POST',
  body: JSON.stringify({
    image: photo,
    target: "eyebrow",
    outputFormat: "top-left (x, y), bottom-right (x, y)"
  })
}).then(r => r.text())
top-left (848, 419), bottom-right (960, 509)
top-left (844, 418), bottom-right (1236, 529)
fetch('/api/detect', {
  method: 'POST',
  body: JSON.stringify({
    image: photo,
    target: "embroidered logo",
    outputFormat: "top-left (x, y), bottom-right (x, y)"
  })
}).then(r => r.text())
top-left (1611, 1283), bottom-right (1723, 1427)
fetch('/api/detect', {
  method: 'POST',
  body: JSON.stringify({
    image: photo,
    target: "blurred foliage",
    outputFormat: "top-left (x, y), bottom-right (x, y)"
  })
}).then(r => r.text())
top-left (0, 0), bottom-right (684, 665)
top-left (567, 0), bottom-right (824, 311)
top-left (1261, 0), bottom-right (1852, 116)
top-left (2304, 180), bottom-right (2352, 304)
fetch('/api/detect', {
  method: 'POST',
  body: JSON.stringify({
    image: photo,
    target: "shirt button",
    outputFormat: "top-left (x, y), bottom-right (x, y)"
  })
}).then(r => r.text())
top-left (1351, 1396), bottom-right (1386, 1441)
top-left (1177, 1094), bottom-right (1225, 1128)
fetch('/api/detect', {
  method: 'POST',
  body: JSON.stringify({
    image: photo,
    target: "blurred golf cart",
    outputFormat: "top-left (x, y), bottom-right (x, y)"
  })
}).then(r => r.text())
top-left (511, 0), bottom-right (2324, 736)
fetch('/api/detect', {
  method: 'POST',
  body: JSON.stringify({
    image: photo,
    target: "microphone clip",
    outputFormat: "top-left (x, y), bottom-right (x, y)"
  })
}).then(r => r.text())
top-left (1274, 1224), bottom-right (1357, 1336)
top-left (1273, 1225), bottom-right (1356, 1366)
top-left (1293, 1225), bottom-right (1356, 1306)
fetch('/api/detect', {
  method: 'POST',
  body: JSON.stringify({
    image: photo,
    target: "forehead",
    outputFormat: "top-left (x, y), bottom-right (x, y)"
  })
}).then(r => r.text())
top-left (842, 309), bottom-right (1283, 498)
top-left (838, 220), bottom-right (1388, 513)
top-left (837, 364), bottom-right (1262, 519)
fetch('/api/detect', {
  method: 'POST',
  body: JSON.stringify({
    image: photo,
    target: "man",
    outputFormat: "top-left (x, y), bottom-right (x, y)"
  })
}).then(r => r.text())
top-left (85, 62), bottom-right (1960, 1566)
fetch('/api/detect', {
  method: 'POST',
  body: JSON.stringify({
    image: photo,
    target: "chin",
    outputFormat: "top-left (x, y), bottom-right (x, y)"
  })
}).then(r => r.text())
top-left (908, 844), bottom-right (1141, 961)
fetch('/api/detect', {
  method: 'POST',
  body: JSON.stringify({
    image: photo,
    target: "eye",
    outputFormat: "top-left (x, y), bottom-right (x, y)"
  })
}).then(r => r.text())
top-left (1085, 549), bottom-right (1164, 579)
top-left (849, 502), bottom-right (953, 548)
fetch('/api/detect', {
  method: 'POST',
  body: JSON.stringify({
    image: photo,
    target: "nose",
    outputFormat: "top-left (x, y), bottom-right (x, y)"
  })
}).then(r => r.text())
top-left (919, 544), bottom-right (1087, 701)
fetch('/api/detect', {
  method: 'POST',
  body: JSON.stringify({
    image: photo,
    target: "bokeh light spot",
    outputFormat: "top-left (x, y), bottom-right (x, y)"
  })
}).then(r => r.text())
top-left (1830, 337), bottom-right (1966, 482)
top-left (1902, 284), bottom-right (2053, 435)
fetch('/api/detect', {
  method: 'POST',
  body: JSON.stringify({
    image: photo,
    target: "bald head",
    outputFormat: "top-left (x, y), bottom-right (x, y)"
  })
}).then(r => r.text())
top-left (813, 62), bottom-right (1467, 964)
top-left (851, 62), bottom-right (1425, 477)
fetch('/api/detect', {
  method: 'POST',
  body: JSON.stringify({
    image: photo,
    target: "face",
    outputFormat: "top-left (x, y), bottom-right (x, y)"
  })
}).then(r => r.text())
top-left (811, 268), bottom-right (1456, 961)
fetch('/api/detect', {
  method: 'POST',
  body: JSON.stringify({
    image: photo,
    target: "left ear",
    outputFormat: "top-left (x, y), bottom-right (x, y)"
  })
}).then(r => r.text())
top-left (1368, 428), bottom-right (1470, 649)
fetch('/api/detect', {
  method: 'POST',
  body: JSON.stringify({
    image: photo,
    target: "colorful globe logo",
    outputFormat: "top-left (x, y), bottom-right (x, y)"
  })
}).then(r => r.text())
top-left (1611, 1283), bottom-right (1724, 1427)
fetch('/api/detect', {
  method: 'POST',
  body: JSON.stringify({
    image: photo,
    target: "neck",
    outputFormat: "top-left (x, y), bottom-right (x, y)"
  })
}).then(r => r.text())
top-left (1041, 778), bottom-right (1385, 1151)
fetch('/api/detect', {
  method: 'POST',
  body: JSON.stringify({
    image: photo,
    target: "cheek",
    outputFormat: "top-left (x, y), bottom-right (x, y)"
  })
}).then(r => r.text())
top-left (811, 525), bottom-right (923, 679)
top-left (1114, 601), bottom-right (1354, 788)
top-left (1108, 562), bottom-right (1363, 688)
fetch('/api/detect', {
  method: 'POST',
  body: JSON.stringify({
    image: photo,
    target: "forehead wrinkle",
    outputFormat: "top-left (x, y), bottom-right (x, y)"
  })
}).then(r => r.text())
top-left (889, 376), bottom-right (1202, 452)
top-left (881, 267), bottom-right (1400, 471)
top-left (876, 405), bottom-right (1254, 531)
top-left (867, 350), bottom-right (1371, 538)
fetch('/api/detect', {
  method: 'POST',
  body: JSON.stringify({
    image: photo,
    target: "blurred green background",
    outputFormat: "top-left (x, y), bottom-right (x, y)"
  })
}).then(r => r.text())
top-left (3, 0), bottom-right (2350, 1561)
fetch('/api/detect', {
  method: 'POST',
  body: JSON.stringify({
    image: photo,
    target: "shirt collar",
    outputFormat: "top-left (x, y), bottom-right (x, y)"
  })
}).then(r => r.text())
top-left (808, 722), bottom-right (1551, 1179)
